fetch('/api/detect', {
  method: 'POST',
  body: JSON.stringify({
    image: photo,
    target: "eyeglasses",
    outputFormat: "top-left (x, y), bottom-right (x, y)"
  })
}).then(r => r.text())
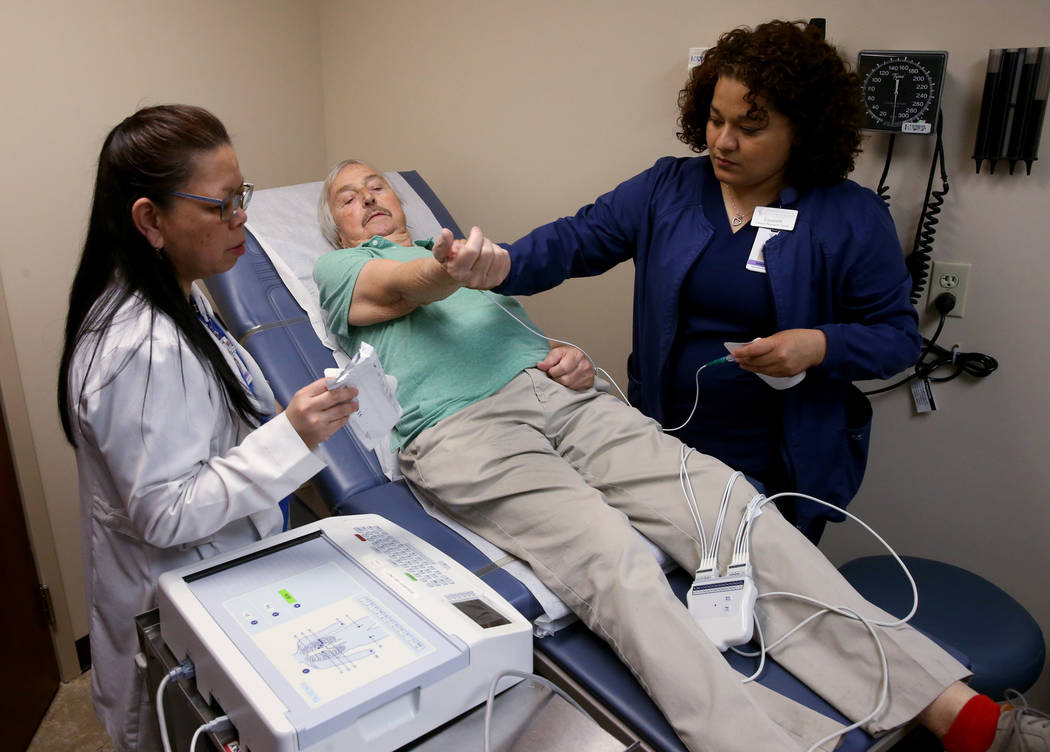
top-left (171, 182), bottom-right (254, 222)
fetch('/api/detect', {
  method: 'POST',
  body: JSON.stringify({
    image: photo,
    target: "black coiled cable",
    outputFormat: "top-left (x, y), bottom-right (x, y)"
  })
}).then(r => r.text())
top-left (906, 113), bottom-right (949, 304)
top-left (875, 133), bottom-right (896, 207)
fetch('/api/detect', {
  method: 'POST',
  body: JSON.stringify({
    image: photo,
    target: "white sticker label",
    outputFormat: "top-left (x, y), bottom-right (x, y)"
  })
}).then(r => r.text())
top-left (902, 121), bottom-right (932, 134)
top-left (751, 206), bottom-right (798, 231)
top-left (910, 378), bottom-right (937, 413)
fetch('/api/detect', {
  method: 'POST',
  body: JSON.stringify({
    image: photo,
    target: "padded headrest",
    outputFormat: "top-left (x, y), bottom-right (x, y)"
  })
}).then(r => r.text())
top-left (244, 173), bottom-right (446, 365)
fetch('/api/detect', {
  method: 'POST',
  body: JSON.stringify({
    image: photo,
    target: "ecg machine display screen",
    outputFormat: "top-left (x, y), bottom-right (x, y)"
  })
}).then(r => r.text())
top-left (222, 562), bottom-right (435, 708)
top-left (185, 533), bottom-right (466, 721)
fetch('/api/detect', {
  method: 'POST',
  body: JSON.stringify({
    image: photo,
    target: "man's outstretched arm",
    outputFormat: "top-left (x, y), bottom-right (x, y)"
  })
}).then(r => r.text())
top-left (346, 228), bottom-right (459, 325)
top-left (349, 227), bottom-right (509, 326)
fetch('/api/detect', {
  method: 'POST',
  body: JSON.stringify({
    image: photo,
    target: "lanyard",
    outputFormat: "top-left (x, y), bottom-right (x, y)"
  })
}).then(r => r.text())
top-left (192, 300), bottom-right (255, 395)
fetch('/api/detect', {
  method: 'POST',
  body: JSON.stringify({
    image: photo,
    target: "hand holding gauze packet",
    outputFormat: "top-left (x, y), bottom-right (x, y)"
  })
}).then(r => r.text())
top-left (325, 342), bottom-right (403, 449)
top-left (724, 340), bottom-right (806, 390)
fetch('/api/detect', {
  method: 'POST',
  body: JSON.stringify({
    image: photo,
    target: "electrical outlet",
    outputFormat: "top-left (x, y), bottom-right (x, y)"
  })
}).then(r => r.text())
top-left (926, 261), bottom-right (971, 317)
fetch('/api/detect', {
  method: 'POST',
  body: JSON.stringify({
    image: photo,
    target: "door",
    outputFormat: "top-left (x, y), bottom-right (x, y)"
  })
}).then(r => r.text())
top-left (0, 393), bottom-right (61, 748)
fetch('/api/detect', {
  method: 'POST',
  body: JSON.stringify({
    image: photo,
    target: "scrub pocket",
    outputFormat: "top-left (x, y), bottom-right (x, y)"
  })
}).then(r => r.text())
top-left (625, 354), bottom-right (642, 405)
top-left (842, 384), bottom-right (873, 496)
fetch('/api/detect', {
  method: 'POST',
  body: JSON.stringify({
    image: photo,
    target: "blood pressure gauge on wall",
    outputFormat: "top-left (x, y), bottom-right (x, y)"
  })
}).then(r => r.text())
top-left (857, 50), bottom-right (948, 133)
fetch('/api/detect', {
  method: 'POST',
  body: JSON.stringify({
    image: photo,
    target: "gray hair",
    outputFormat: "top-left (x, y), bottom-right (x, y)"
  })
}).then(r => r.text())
top-left (318, 159), bottom-right (406, 248)
top-left (318, 159), bottom-right (363, 248)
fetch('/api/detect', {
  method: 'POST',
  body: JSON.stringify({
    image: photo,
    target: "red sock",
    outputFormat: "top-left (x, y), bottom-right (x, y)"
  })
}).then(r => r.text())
top-left (941, 694), bottom-right (1002, 752)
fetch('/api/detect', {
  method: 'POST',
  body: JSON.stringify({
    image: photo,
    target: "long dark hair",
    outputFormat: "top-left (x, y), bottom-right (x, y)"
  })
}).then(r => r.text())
top-left (58, 104), bottom-right (263, 445)
top-left (677, 20), bottom-right (865, 191)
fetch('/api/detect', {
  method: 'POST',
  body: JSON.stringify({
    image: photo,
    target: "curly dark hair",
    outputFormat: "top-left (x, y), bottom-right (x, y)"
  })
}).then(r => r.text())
top-left (677, 20), bottom-right (865, 191)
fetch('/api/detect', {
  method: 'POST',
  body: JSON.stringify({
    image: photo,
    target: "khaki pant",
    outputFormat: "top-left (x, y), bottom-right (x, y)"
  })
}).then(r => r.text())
top-left (400, 370), bottom-right (969, 751)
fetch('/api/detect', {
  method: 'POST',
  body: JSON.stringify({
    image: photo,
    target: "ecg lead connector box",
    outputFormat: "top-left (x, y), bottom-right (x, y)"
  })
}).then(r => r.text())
top-left (687, 573), bottom-right (757, 652)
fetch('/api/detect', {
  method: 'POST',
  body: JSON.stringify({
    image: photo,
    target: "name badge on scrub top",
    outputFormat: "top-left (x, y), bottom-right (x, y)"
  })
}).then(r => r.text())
top-left (746, 227), bottom-right (779, 274)
top-left (751, 206), bottom-right (798, 231)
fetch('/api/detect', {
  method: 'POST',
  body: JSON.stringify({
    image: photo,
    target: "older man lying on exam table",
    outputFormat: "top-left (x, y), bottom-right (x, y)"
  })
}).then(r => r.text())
top-left (310, 159), bottom-right (1049, 752)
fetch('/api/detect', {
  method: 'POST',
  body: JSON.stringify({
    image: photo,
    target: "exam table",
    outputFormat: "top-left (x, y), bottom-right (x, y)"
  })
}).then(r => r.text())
top-left (203, 171), bottom-right (964, 752)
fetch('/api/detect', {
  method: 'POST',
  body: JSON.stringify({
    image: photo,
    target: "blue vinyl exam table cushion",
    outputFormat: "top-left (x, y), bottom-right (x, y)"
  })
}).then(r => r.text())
top-left (536, 567), bottom-right (951, 752)
top-left (204, 171), bottom-right (964, 752)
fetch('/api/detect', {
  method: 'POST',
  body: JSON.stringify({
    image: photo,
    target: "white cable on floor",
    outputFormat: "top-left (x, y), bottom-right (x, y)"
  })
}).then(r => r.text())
top-left (482, 669), bottom-right (591, 752)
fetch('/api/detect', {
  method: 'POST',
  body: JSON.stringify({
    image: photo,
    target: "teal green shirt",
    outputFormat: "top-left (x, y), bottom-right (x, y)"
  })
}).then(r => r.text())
top-left (314, 236), bottom-right (551, 449)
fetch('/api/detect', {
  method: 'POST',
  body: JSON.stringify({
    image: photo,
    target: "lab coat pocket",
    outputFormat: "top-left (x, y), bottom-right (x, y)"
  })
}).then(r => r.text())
top-left (95, 502), bottom-right (145, 542)
top-left (95, 501), bottom-right (216, 551)
top-left (126, 652), bottom-right (161, 752)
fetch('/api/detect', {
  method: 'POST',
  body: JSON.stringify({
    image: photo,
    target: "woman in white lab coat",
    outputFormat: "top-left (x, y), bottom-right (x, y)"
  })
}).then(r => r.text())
top-left (57, 104), bottom-right (358, 752)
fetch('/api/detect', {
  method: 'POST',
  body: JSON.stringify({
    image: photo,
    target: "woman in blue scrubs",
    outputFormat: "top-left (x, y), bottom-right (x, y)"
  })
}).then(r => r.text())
top-left (58, 104), bottom-right (358, 752)
top-left (494, 21), bottom-right (921, 541)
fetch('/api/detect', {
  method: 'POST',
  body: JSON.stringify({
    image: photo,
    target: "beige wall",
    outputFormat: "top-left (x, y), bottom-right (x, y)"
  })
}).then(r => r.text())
top-left (319, 0), bottom-right (1050, 704)
top-left (0, 0), bottom-right (328, 678)
top-left (4, 0), bottom-right (1049, 712)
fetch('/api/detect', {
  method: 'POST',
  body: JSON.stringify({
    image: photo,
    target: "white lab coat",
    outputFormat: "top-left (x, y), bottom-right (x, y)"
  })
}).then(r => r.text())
top-left (69, 284), bottom-right (325, 752)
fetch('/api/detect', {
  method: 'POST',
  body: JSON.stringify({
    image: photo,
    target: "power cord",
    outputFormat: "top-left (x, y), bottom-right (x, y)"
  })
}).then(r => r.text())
top-left (482, 670), bottom-right (591, 752)
top-left (190, 715), bottom-right (232, 752)
top-left (157, 659), bottom-right (196, 752)
top-left (865, 292), bottom-right (998, 396)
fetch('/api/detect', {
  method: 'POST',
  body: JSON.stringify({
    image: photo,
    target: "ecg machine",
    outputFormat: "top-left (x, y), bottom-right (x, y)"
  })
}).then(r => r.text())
top-left (157, 514), bottom-right (533, 752)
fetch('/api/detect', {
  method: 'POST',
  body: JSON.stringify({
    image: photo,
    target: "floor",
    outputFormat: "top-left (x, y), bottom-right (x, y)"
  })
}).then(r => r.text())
top-left (27, 670), bottom-right (114, 752)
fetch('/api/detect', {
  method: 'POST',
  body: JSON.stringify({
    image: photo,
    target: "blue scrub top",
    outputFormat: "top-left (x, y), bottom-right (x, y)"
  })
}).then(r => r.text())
top-left (498, 156), bottom-right (922, 533)
top-left (667, 169), bottom-right (782, 478)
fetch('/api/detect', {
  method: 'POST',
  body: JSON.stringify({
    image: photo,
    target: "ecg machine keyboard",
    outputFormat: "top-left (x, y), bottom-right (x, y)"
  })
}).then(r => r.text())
top-left (354, 525), bottom-right (455, 587)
